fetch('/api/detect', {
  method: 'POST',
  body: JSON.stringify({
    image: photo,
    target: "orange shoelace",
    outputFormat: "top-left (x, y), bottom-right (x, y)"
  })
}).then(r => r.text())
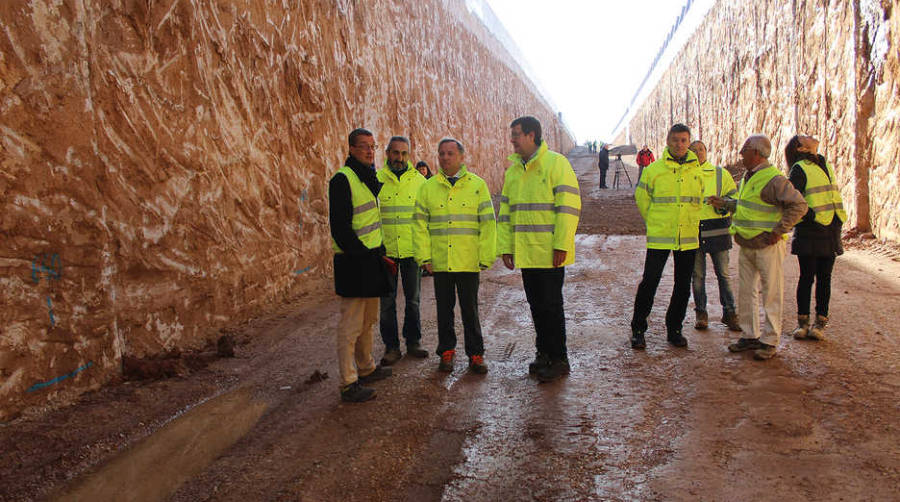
top-left (470, 355), bottom-right (484, 365)
top-left (441, 350), bottom-right (455, 362)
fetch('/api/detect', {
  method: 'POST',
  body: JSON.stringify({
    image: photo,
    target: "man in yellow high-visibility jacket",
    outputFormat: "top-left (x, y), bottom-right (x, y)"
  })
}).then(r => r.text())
top-left (689, 140), bottom-right (741, 332)
top-left (631, 124), bottom-right (704, 350)
top-left (498, 116), bottom-right (581, 383)
top-left (328, 128), bottom-right (393, 402)
top-left (709, 134), bottom-right (807, 360)
top-left (414, 138), bottom-right (496, 374)
top-left (376, 136), bottom-right (428, 365)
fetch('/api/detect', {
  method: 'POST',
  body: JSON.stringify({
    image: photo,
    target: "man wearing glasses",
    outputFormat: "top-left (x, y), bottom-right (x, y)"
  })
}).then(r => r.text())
top-left (328, 128), bottom-right (393, 402)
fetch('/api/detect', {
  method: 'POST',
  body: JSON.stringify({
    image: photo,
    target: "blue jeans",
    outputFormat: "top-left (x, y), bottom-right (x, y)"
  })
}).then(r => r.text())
top-left (379, 257), bottom-right (422, 349)
top-left (691, 249), bottom-right (736, 314)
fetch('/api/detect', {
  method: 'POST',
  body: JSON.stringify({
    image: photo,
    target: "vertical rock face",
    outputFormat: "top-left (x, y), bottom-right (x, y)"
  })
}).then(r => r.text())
top-left (625, 0), bottom-right (898, 241)
top-left (0, 0), bottom-right (573, 419)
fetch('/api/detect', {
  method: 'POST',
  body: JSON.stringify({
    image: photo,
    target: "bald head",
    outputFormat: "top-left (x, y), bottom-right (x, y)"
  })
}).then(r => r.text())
top-left (741, 134), bottom-right (772, 158)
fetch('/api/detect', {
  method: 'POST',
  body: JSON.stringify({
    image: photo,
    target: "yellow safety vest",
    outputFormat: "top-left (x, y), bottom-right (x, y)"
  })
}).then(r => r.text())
top-left (413, 165), bottom-right (497, 272)
top-left (635, 147), bottom-right (704, 250)
top-left (497, 141), bottom-right (581, 268)
top-left (730, 165), bottom-right (786, 240)
top-left (331, 166), bottom-right (383, 253)
top-left (795, 159), bottom-right (846, 226)
top-left (377, 161), bottom-right (425, 258)
top-left (697, 161), bottom-right (738, 221)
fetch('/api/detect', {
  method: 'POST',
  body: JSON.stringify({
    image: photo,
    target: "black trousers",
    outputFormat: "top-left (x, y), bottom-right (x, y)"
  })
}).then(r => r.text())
top-left (796, 255), bottom-right (836, 317)
top-left (433, 272), bottom-right (484, 357)
top-left (598, 168), bottom-right (608, 188)
top-left (522, 267), bottom-right (567, 359)
top-left (631, 248), bottom-right (696, 334)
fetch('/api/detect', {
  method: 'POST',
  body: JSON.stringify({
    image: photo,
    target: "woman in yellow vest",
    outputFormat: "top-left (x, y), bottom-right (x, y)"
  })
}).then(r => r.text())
top-left (785, 135), bottom-right (845, 341)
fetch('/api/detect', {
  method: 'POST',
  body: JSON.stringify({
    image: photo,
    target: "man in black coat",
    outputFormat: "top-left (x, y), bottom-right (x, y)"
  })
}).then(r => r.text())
top-left (597, 143), bottom-right (610, 188)
top-left (328, 128), bottom-right (393, 402)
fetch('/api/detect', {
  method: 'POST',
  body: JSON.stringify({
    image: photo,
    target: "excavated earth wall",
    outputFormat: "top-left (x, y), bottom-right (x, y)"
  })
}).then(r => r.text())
top-left (0, 0), bottom-right (574, 420)
top-left (623, 0), bottom-right (898, 241)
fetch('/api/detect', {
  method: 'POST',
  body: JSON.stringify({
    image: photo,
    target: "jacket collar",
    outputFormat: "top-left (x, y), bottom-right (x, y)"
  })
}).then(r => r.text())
top-left (507, 141), bottom-right (548, 167)
top-left (437, 164), bottom-right (469, 186)
top-left (662, 147), bottom-right (698, 166)
top-left (379, 160), bottom-right (416, 182)
top-left (699, 160), bottom-right (716, 172)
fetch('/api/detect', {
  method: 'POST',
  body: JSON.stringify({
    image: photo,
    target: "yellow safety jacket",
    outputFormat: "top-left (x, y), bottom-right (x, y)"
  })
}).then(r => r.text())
top-left (794, 159), bottom-right (846, 226)
top-left (698, 161), bottom-right (738, 220)
top-left (635, 147), bottom-right (703, 250)
top-left (377, 161), bottom-right (426, 258)
top-left (413, 165), bottom-right (496, 272)
top-left (730, 165), bottom-right (787, 240)
top-left (331, 166), bottom-right (383, 253)
top-left (497, 141), bottom-right (581, 268)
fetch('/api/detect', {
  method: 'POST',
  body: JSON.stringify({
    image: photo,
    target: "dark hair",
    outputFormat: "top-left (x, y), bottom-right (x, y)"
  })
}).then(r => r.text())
top-left (348, 128), bottom-right (373, 147)
top-left (784, 135), bottom-right (826, 171)
top-left (415, 160), bottom-right (431, 176)
top-left (510, 116), bottom-right (542, 146)
top-left (386, 136), bottom-right (409, 150)
top-left (689, 140), bottom-right (706, 149)
top-left (668, 123), bottom-right (691, 137)
top-left (438, 137), bottom-right (464, 154)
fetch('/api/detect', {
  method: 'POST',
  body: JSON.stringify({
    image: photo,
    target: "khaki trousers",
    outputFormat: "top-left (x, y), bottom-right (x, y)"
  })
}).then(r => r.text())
top-left (737, 239), bottom-right (786, 346)
top-left (337, 297), bottom-right (379, 387)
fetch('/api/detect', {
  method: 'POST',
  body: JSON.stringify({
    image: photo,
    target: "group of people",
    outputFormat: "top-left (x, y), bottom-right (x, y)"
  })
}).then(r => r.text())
top-left (630, 124), bottom-right (845, 361)
top-left (328, 116), bottom-right (581, 402)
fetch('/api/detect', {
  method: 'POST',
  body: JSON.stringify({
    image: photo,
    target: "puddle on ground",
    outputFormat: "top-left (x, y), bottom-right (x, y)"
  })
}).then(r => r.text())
top-left (52, 388), bottom-right (267, 502)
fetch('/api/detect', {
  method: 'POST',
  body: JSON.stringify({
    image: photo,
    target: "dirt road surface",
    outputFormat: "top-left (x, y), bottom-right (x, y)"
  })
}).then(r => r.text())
top-left (3, 148), bottom-right (899, 501)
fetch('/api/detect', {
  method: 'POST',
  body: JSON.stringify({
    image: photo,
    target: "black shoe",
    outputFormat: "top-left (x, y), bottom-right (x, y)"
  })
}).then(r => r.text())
top-left (536, 358), bottom-right (570, 383)
top-left (667, 330), bottom-right (688, 348)
top-left (358, 365), bottom-right (392, 384)
top-left (406, 343), bottom-right (429, 358)
top-left (631, 329), bottom-right (646, 350)
top-left (380, 348), bottom-right (402, 366)
top-left (528, 352), bottom-right (550, 374)
top-left (468, 355), bottom-right (488, 374)
top-left (340, 381), bottom-right (376, 402)
top-left (728, 337), bottom-right (762, 352)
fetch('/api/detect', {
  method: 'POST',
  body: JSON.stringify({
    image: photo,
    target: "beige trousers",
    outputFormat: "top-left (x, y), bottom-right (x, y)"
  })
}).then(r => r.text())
top-left (337, 297), bottom-right (379, 387)
top-left (737, 239), bottom-right (786, 346)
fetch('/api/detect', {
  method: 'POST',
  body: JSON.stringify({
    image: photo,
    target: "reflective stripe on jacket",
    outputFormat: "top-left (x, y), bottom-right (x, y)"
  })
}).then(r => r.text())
top-left (795, 159), bottom-right (846, 226)
top-left (730, 166), bottom-right (786, 240)
top-left (377, 161), bottom-right (426, 258)
top-left (698, 162), bottom-right (737, 252)
top-left (331, 166), bottom-right (383, 253)
top-left (634, 147), bottom-right (703, 250)
top-left (497, 141), bottom-right (581, 268)
top-left (413, 165), bottom-right (497, 272)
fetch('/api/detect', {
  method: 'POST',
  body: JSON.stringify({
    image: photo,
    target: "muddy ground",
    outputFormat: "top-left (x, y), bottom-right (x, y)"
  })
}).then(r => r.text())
top-left (2, 148), bottom-right (899, 501)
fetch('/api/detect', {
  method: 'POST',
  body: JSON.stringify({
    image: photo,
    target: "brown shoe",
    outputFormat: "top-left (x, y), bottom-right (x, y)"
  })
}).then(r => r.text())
top-left (722, 312), bottom-right (742, 332)
top-left (380, 348), bottom-right (402, 366)
top-left (728, 338), bottom-right (762, 352)
top-left (694, 311), bottom-right (708, 330)
top-left (807, 315), bottom-right (828, 340)
top-left (792, 315), bottom-right (811, 340)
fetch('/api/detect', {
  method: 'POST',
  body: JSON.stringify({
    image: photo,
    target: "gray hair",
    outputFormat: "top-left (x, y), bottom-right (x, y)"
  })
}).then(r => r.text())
top-left (743, 134), bottom-right (772, 158)
top-left (438, 137), bottom-right (464, 154)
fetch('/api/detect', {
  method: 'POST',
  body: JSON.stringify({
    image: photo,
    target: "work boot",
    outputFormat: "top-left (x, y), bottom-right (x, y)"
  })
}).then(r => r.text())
top-left (380, 348), bottom-right (402, 366)
top-left (694, 310), bottom-right (709, 330)
top-left (438, 350), bottom-right (455, 372)
top-left (667, 329), bottom-right (688, 348)
top-left (536, 357), bottom-right (570, 383)
top-left (630, 329), bottom-right (646, 350)
top-left (528, 352), bottom-right (550, 374)
top-left (807, 315), bottom-right (828, 341)
top-left (728, 337), bottom-right (762, 352)
top-left (468, 355), bottom-right (488, 374)
top-left (791, 315), bottom-right (811, 340)
top-left (340, 381), bottom-right (376, 403)
top-left (406, 343), bottom-right (429, 358)
top-left (722, 311), bottom-right (742, 332)
top-left (753, 343), bottom-right (778, 360)
top-left (358, 365), bottom-right (392, 384)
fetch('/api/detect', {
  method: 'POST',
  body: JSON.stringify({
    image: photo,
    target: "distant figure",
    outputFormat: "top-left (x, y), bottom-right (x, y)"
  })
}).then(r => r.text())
top-left (637, 145), bottom-right (655, 180)
top-left (415, 160), bottom-right (432, 179)
top-left (597, 143), bottom-right (610, 188)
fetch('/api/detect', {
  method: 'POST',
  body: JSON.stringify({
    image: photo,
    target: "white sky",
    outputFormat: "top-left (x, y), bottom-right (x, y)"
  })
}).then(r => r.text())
top-left (484, 0), bottom-right (715, 144)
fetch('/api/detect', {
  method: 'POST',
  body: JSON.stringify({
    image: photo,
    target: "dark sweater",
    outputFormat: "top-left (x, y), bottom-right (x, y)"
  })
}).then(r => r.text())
top-left (788, 156), bottom-right (844, 256)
